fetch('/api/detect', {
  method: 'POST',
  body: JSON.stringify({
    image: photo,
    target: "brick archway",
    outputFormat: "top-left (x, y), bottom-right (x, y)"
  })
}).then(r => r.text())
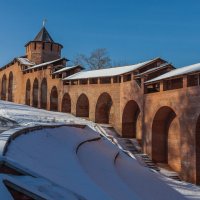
top-left (122, 100), bottom-right (140, 138)
top-left (25, 79), bottom-right (31, 105)
top-left (1, 74), bottom-right (7, 100)
top-left (152, 106), bottom-right (178, 166)
top-left (196, 115), bottom-right (200, 184)
top-left (40, 78), bottom-right (47, 109)
top-left (32, 78), bottom-right (39, 107)
top-left (50, 86), bottom-right (58, 111)
top-left (8, 72), bottom-right (13, 102)
top-left (76, 94), bottom-right (89, 117)
top-left (95, 92), bottom-right (113, 124)
top-left (62, 93), bottom-right (71, 113)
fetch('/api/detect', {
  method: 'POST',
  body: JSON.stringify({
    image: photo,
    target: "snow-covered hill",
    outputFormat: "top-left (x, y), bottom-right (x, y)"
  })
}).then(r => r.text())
top-left (0, 100), bottom-right (199, 199)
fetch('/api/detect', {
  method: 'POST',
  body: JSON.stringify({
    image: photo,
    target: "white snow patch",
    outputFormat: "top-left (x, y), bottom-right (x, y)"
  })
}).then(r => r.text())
top-left (1, 174), bottom-right (85, 200)
top-left (53, 65), bottom-right (81, 74)
top-left (0, 100), bottom-right (199, 199)
top-left (17, 57), bottom-right (35, 66)
top-left (0, 100), bottom-right (92, 127)
top-left (23, 58), bottom-right (66, 71)
top-left (5, 126), bottom-right (190, 200)
top-left (64, 58), bottom-right (160, 80)
top-left (146, 62), bottom-right (200, 83)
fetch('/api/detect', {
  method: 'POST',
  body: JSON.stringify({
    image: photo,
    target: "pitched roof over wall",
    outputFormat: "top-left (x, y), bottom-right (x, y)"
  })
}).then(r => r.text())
top-left (135, 63), bottom-right (173, 77)
top-left (53, 65), bottom-right (84, 74)
top-left (63, 58), bottom-right (163, 80)
top-left (0, 56), bottom-right (35, 70)
top-left (17, 58), bottom-right (35, 66)
top-left (22, 57), bottom-right (68, 71)
top-left (146, 62), bottom-right (200, 83)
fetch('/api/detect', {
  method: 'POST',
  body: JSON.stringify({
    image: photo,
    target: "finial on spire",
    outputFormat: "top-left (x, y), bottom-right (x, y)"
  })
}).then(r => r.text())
top-left (43, 19), bottom-right (47, 27)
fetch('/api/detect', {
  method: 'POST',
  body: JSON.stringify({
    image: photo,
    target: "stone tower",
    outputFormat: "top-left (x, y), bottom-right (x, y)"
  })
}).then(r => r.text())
top-left (25, 26), bottom-right (63, 64)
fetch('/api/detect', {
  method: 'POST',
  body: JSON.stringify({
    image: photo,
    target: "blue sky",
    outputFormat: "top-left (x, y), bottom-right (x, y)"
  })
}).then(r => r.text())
top-left (0, 0), bottom-right (200, 67)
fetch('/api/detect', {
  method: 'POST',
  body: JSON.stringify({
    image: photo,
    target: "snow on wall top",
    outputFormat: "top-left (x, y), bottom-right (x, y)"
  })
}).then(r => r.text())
top-left (1, 57), bottom-right (35, 69)
top-left (63, 58), bottom-right (160, 80)
top-left (53, 65), bottom-right (82, 74)
top-left (136, 62), bottom-right (171, 77)
top-left (17, 58), bottom-right (35, 66)
top-left (23, 58), bottom-right (66, 71)
top-left (146, 62), bottom-right (200, 83)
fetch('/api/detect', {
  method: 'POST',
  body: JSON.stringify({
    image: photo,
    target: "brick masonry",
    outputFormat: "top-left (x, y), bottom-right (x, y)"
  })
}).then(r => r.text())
top-left (0, 28), bottom-right (200, 184)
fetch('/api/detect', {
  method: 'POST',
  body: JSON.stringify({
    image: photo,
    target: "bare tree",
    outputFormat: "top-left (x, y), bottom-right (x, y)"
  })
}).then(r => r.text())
top-left (112, 60), bottom-right (130, 67)
top-left (73, 54), bottom-right (86, 66)
top-left (73, 48), bottom-right (111, 70)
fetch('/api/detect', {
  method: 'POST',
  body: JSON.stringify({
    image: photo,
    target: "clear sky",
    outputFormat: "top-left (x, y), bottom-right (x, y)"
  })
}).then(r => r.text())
top-left (0, 0), bottom-right (200, 67)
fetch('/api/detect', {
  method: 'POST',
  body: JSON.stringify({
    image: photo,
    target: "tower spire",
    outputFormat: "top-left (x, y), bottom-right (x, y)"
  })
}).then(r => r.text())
top-left (43, 19), bottom-right (47, 27)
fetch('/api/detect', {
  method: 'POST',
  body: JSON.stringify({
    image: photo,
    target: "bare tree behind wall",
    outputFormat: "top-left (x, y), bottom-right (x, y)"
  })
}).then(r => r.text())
top-left (112, 60), bottom-right (130, 68)
top-left (73, 48), bottom-right (112, 70)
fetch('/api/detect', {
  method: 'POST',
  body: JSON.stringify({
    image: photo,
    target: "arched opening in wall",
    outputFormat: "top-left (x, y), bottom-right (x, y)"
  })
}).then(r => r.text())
top-left (40, 78), bottom-right (47, 109)
top-left (152, 106), bottom-right (180, 172)
top-left (95, 92), bottom-right (113, 124)
top-left (196, 115), bottom-right (200, 184)
top-left (25, 79), bottom-right (31, 105)
top-left (62, 93), bottom-right (71, 113)
top-left (1, 74), bottom-right (7, 100)
top-left (8, 72), bottom-right (13, 102)
top-left (50, 86), bottom-right (58, 111)
top-left (32, 78), bottom-right (39, 108)
top-left (122, 100), bottom-right (140, 138)
top-left (76, 94), bottom-right (89, 117)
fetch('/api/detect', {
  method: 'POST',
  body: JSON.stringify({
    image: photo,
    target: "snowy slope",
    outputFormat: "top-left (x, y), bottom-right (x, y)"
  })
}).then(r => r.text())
top-left (5, 126), bottom-right (112, 200)
top-left (0, 100), bottom-right (199, 199)
top-left (0, 100), bottom-right (90, 126)
top-left (5, 126), bottom-right (189, 200)
top-left (0, 174), bottom-right (85, 200)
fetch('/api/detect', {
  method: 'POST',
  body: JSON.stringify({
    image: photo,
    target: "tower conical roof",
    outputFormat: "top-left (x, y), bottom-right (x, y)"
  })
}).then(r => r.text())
top-left (34, 27), bottom-right (54, 43)
top-left (25, 26), bottom-right (63, 48)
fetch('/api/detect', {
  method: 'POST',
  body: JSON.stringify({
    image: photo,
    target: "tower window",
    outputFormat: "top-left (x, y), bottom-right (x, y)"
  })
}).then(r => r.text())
top-left (51, 44), bottom-right (53, 51)
top-left (34, 42), bottom-right (37, 50)
top-left (42, 43), bottom-right (45, 50)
